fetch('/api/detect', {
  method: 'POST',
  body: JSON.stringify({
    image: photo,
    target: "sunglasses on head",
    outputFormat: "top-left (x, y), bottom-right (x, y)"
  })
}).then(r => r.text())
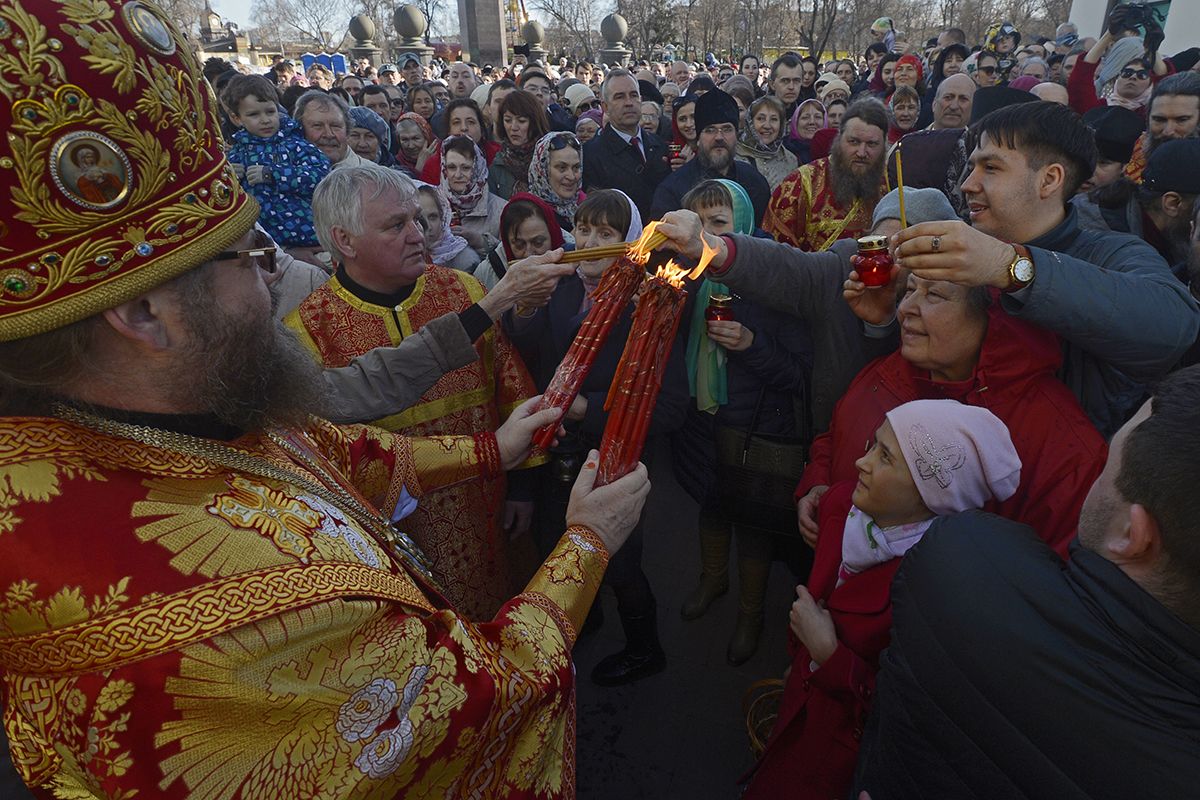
top-left (214, 230), bottom-right (277, 274)
top-left (548, 133), bottom-right (580, 150)
top-left (1119, 68), bottom-right (1150, 80)
top-left (978, 65), bottom-right (997, 75)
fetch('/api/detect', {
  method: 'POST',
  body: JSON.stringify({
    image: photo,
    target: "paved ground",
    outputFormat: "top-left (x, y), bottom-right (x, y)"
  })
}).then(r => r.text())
top-left (571, 436), bottom-right (802, 799)
top-left (0, 437), bottom-right (804, 798)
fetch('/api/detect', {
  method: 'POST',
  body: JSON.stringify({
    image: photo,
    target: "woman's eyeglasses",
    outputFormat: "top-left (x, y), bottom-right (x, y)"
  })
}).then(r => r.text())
top-left (978, 65), bottom-right (997, 75)
top-left (213, 231), bottom-right (277, 274)
top-left (1119, 68), bottom-right (1150, 81)
top-left (577, 100), bottom-right (599, 112)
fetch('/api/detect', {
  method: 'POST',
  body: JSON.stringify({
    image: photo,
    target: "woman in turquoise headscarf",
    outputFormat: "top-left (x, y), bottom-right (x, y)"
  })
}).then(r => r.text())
top-left (673, 179), bottom-right (815, 665)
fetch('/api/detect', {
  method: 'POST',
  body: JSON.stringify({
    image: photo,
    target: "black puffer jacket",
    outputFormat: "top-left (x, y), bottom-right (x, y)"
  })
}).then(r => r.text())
top-left (854, 512), bottom-right (1200, 799)
top-left (670, 289), bottom-right (813, 505)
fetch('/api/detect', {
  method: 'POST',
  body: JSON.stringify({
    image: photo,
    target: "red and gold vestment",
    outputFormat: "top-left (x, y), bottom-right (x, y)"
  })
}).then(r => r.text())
top-left (0, 416), bottom-right (604, 799)
top-left (763, 158), bottom-right (887, 251)
top-left (1124, 133), bottom-right (1147, 183)
top-left (285, 265), bottom-right (543, 620)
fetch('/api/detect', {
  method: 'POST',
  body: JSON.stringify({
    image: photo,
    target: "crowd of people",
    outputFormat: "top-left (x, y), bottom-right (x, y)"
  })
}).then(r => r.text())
top-left (3, 0), bottom-right (1200, 796)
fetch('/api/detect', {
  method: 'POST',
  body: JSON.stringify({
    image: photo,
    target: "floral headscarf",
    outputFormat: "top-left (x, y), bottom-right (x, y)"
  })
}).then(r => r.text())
top-left (417, 183), bottom-right (470, 265)
top-left (789, 99), bottom-right (827, 143)
top-left (440, 137), bottom-right (489, 224)
top-left (738, 98), bottom-right (786, 156)
top-left (395, 112), bottom-right (435, 173)
top-left (963, 52), bottom-right (980, 82)
top-left (527, 132), bottom-right (584, 227)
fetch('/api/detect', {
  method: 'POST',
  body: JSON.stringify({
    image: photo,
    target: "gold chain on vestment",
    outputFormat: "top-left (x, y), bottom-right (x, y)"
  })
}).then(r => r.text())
top-left (52, 403), bottom-right (438, 584)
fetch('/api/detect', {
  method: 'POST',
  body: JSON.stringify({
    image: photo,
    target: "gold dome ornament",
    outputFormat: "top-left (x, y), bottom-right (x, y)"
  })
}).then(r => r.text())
top-left (0, 0), bottom-right (258, 342)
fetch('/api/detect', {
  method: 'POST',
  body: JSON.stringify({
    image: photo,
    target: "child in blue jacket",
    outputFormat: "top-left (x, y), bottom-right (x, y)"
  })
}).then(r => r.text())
top-left (222, 74), bottom-right (329, 248)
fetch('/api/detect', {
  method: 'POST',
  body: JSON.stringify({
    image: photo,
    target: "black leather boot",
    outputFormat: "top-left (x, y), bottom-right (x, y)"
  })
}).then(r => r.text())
top-left (591, 597), bottom-right (666, 686)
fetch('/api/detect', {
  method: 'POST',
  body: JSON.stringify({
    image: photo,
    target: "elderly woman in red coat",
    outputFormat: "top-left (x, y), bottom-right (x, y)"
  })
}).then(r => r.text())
top-left (743, 276), bottom-right (1107, 800)
top-left (795, 274), bottom-right (1107, 560)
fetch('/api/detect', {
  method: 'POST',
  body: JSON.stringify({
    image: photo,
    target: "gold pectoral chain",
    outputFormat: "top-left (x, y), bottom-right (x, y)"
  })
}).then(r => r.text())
top-left (52, 404), bottom-right (437, 583)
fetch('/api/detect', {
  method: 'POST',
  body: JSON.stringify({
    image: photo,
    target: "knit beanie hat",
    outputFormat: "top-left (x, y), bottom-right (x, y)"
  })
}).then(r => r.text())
top-left (349, 107), bottom-right (389, 150)
top-left (470, 83), bottom-right (491, 110)
top-left (575, 109), bottom-right (603, 132)
top-left (896, 54), bottom-right (924, 83)
top-left (872, 186), bottom-right (956, 227)
top-left (818, 78), bottom-right (852, 103)
top-left (564, 83), bottom-right (598, 115)
top-left (885, 400), bottom-right (1021, 515)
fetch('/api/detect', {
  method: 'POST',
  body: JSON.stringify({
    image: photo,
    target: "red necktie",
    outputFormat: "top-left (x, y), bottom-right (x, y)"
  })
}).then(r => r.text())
top-left (630, 135), bottom-right (645, 164)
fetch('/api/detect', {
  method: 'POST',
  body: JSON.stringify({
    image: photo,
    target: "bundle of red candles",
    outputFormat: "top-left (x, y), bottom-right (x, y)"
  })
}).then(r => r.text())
top-left (530, 223), bottom-right (719, 472)
top-left (529, 255), bottom-right (645, 448)
top-left (595, 269), bottom-right (689, 486)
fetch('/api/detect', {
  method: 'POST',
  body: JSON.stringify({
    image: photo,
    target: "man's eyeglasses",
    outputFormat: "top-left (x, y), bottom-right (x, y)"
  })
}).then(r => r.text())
top-left (1119, 68), bottom-right (1150, 81)
top-left (214, 231), bottom-right (277, 274)
top-left (978, 65), bottom-right (997, 75)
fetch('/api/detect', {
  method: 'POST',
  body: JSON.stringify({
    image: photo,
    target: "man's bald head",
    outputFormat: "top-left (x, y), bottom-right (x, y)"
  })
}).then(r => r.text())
top-left (1031, 81), bottom-right (1069, 105)
top-left (933, 74), bottom-right (976, 130)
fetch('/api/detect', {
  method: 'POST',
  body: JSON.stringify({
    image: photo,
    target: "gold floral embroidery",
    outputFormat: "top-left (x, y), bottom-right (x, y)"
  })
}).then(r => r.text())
top-left (0, 454), bottom-right (105, 536)
top-left (50, 676), bottom-right (139, 796)
top-left (0, 576), bottom-right (130, 637)
top-left (498, 605), bottom-right (569, 684)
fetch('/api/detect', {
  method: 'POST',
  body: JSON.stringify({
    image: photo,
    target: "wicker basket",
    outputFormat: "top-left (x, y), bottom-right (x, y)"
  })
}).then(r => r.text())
top-left (743, 678), bottom-right (784, 759)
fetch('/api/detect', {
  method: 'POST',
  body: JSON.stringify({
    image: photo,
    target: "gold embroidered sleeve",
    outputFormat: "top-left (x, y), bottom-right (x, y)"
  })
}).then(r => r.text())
top-left (518, 526), bottom-right (609, 646)
top-left (406, 432), bottom-right (503, 499)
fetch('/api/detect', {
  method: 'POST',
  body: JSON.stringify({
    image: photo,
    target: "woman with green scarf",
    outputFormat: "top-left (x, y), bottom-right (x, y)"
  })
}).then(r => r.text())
top-left (673, 179), bottom-right (815, 665)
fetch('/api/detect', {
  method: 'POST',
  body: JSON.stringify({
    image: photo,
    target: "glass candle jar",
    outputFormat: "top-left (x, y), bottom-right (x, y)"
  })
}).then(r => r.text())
top-left (856, 235), bottom-right (893, 288)
top-left (705, 293), bottom-right (734, 322)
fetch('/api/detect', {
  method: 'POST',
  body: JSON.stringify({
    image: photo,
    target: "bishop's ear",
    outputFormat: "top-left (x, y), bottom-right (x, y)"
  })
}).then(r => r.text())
top-left (100, 286), bottom-right (177, 351)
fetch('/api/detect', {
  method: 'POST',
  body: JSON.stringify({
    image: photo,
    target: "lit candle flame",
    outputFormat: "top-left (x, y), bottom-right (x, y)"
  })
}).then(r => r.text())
top-left (690, 234), bottom-right (719, 278)
top-left (627, 221), bottom-right (663, 266)
top-left (654, 260), bottom-right (691, 289)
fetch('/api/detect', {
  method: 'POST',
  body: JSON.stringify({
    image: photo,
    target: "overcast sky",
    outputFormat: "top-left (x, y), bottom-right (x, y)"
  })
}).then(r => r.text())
top-left (209, 0), bottom-right (248, 30)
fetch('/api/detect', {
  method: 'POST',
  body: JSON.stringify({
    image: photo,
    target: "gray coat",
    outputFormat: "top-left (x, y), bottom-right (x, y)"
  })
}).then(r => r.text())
top-left (715, 235), bottom-right (868, 432)
top-left (270, 251), bottom-right (479, 425)
top-left (1002, 206), bottom-right (1199, 436)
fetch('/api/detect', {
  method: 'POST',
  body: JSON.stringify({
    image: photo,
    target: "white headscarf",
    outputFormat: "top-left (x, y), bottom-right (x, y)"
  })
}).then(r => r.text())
top-left (613, 189), bottom-right (644, 242)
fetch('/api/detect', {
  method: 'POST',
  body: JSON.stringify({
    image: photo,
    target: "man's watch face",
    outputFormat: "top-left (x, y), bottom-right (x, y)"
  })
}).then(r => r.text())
top-left (1013, 258), bottom-right (1034, 283)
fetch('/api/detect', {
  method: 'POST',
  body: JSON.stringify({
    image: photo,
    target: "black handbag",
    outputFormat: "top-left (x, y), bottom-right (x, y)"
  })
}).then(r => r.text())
top-left (710, 383), bottom-right (811, 536)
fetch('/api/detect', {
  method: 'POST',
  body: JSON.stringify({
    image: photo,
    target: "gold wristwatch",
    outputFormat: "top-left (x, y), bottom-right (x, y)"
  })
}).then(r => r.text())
top-left (1003, 244), bottom-right (1034, 293)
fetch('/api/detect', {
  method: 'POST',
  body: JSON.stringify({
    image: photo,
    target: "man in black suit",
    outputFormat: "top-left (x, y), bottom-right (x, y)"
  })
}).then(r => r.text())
top-left (582, 69), bottom-right (671, 220)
